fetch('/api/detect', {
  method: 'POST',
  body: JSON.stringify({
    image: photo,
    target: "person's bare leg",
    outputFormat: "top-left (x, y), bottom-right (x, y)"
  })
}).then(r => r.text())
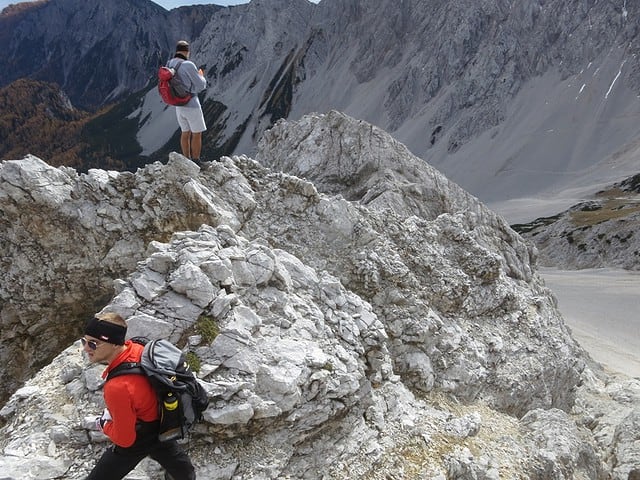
top-left (191, 132), bottom-right (203, 161)
top-left (180, 131), bottom-right (191, 158)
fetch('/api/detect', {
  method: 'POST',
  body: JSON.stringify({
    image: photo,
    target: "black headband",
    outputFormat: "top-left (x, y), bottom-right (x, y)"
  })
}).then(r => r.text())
top-left (84, 317), bottom-right (126, 345)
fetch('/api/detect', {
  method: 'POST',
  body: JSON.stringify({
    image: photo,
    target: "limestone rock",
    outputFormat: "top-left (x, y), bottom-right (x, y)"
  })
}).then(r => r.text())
top-left (0, 112), bottom-right (638, 478)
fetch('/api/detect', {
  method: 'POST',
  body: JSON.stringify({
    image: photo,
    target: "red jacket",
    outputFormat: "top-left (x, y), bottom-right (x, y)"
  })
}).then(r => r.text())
top-left (101, 341), bottom-right (158, 447)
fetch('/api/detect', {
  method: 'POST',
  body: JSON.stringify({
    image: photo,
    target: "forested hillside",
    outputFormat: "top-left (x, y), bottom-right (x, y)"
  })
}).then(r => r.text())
top-left (0, 79), bottom-right (143, 171)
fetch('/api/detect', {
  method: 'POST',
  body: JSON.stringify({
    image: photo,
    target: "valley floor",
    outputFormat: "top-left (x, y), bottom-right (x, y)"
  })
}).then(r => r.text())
top-left (540, 267), bottom-right (640, 379)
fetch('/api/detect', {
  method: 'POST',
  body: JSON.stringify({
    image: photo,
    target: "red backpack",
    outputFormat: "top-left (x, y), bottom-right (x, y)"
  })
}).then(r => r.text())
top-left (158, 60), bottom-right (192, 106)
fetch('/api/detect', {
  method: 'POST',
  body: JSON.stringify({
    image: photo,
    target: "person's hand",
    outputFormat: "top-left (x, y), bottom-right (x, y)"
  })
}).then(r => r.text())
top-left (95, 416), bottom-right (105, 431)
top-left (198, 68), bottom-right (204, 76)
top-left (95, 408), bottom-right (112, 430)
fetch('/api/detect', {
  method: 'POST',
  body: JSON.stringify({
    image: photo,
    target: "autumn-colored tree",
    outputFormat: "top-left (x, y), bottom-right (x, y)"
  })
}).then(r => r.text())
top-left (0, 78), bottom-right (130, 171)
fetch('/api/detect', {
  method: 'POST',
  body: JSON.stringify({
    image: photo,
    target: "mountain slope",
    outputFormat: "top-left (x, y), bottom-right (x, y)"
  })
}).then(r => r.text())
top-left (514, 173), bottom-right (640, 270)
top-left (0, 78), bottom-right (90, 168)
top-left (0, 78), bottom-right (149, 171)
top-left (132, 0), bottom-right (640, 221)
top-left (0, 0), bottom-right (220, 109)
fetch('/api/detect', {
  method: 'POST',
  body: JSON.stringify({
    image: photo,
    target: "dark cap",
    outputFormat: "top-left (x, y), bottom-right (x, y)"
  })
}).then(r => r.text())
top-left (84, 317), bottom-right (126, 345)
top-left (176, 40), bottom-right (190, 52)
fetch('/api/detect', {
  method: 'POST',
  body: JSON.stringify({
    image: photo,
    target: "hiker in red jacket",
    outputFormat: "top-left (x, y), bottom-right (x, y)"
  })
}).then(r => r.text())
top-left (83, 312), bottom-right (196, 480)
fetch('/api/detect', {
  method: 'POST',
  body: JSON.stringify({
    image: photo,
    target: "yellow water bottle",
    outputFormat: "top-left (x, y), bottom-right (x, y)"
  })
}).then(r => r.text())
top-left (164, 392), bottom-right (178, 411)
top-left (159, 392), bottom-right (182, 442)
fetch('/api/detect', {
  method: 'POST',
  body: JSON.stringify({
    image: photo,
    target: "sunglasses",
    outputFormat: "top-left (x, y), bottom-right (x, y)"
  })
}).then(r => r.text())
top-left (80, 337), bottom-right (102, 351)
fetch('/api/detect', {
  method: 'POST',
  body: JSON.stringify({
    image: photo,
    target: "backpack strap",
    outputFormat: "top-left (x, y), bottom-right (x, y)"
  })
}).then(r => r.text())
top-left (167, 59), bottom-right (192, 96)
top-left (106, 362), bottom-right (145, 381)
top-left (168, 58), bottom-right (185, 73)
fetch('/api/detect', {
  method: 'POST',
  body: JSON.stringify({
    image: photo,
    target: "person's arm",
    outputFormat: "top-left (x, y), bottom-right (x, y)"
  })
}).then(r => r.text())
top-left (102, 380), bottom-right (138, 447)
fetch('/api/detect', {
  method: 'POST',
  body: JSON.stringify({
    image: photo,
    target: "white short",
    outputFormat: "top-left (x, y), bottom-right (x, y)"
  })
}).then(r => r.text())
top-left (176, 106), bottom-right (207, 133)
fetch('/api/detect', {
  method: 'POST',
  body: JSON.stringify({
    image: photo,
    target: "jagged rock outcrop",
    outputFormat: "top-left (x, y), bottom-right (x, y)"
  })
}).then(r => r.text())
top-left (254, 111), bottom-right (586, 416)
top-left (0, 152), bottom-right (249, 405)
top-left (0, 112), bottom-right (639, 478)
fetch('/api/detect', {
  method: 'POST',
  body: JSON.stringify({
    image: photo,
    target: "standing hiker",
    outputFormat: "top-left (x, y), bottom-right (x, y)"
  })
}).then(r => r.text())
top-left (168, 40), bottom-right (207, 165)
top-left (82, 312), bottom-right (196, 480)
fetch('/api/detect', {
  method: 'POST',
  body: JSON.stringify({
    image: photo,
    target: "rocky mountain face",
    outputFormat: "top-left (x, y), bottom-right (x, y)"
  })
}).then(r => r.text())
top-left (133, 0), bottom-right (640, 195)
top-left (4, 0), bottom-right (640, 214)
top-left (1, 112), bottom-right (639, 479)
top-left (0, 0), bottom-right (219, 109)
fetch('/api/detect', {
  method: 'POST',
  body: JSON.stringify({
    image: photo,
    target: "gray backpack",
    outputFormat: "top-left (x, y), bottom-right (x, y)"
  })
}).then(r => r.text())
top-left (107, 337), bottom-right (209, 441)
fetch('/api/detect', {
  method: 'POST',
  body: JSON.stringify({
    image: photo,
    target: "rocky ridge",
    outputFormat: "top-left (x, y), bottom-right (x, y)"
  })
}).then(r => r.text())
top-left (0, 112), bottom-right (639, 478)
top-left (515, 177), bottom-right (640, 271)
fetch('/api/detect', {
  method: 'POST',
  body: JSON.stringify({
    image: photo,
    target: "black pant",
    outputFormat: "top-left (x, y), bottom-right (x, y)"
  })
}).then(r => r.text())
top-left (86, 422), bottom-right (196, 480)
